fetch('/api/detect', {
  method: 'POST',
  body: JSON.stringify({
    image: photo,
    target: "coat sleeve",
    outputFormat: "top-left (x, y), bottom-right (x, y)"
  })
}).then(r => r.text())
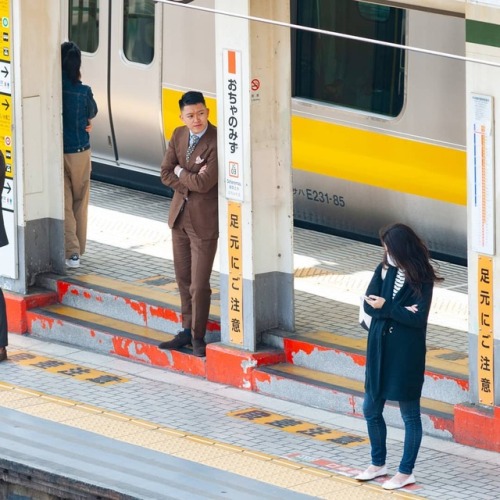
top-left (385, 282), bottom-right (434, 328)
top-left (86, 86), bottom-right (98, 120)
top-left (363, 263), bottom-right (384, 317)
top-left (176, 129), bottom-right (218, 194)
top-left (160, 128), bottom-right (187, 195)
top-left (366, 272), bottom-right (434, 329)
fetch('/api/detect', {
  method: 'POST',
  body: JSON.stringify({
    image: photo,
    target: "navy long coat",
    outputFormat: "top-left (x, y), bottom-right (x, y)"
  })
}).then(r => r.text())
top-left (363, 263), bottom-right (434, 401)
top-left (0, 151), bottom-right (8, 249)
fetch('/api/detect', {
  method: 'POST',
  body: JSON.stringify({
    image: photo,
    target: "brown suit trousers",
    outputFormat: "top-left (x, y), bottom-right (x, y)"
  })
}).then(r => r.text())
top-left (172, 207), bottom-right (218, 340)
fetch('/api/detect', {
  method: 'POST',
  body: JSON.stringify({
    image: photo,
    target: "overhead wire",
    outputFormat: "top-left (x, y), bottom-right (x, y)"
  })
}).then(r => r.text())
top-left (156, 0), bottom-right (500, 68)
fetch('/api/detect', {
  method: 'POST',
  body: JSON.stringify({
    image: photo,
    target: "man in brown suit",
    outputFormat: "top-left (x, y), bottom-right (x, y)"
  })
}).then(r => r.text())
top-left (0, 151), bottom-right (9, 362)
top-left (159, 91), bottom-right (218, 357)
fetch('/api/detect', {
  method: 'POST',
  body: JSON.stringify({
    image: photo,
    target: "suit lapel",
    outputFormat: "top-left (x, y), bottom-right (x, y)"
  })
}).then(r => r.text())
top-left (185, 125), bottom-right (211, 168)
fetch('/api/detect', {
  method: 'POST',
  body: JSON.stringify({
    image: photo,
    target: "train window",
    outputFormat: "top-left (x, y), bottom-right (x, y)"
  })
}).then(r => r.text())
top-left (293, 0), bottom-right (405, 117)
top-left (68, 0), bottom-right (99, 53)
top-left (123, 0), bottom-right (155, 64)
top-left (358, 4), bottom-right (391, 22)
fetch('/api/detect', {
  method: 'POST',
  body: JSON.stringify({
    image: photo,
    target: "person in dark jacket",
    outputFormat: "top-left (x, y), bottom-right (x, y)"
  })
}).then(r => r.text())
top-left (61, 41), bottom-right (98, 269)
top-left (0, 151), bottom-right (9, 361)
top-left (355, 223), bottom-right (442, 490)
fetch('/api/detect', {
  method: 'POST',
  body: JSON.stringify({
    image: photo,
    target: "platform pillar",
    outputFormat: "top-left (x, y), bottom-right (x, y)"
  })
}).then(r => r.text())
top-left (215, 1), bottom-right (294, 351)
top-left (456, 1), bottom-right (500, 450)
top-left (0, 0), bottom-right (65, 296)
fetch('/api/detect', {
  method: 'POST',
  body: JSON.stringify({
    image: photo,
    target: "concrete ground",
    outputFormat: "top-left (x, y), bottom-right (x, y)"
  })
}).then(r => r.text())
top-left (0, 181), bottom-right (491, 500)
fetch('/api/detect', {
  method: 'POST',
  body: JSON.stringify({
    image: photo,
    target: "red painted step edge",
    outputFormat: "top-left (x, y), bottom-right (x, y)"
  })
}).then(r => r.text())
top-left (206, 343), bottom-right (286, 390)
top-left (5, 290), bottom-right (58, 333)
top-left (454, 403), bottom-right (500, 452)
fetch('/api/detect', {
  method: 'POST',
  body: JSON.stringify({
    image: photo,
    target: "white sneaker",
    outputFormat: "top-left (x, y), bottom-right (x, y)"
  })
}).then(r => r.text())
top-left (65, 253), bottom-right (80, 268)
top-left (355, 465), bottom-right (388, 481)
top-left (382, 473), bottom-right (415, 490)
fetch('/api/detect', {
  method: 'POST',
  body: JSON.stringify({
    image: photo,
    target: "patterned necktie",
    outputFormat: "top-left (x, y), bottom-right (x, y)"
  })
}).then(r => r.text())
top-left (186, 134), bottom-right (199, 162)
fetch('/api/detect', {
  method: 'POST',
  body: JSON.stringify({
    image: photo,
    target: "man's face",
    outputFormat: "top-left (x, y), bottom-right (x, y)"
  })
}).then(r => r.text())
top-left (180, 103), bottom-right (209, 135)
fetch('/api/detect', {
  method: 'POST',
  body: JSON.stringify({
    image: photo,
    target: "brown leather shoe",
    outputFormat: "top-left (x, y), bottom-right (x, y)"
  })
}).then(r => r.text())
top-left (158, 331), bottom-right (191, 350)
top-left (192, 338), bottom-right (206, 357)
top-left (0, 347), bottom-right (7, 362)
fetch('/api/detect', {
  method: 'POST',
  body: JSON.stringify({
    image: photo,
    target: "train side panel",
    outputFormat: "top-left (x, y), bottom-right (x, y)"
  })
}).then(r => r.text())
top-left (66, 1), bottom-right (467, 260)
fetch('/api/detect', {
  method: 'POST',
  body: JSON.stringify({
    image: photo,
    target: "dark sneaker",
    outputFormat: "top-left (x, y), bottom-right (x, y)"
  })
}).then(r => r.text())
top-left (158, 330), bottom-right (191, 350)
top-left (65, 253), bottom-right (80, 268)
top-left (0, 347), bottom-right (7, 362)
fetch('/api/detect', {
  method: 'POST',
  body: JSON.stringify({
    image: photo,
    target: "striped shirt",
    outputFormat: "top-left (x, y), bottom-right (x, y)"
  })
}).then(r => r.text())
top-left (393, 268), bottom-right (405, 298)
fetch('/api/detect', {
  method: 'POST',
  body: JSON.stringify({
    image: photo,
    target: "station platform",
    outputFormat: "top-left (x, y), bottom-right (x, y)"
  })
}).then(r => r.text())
top-left (1, 181), bottom-right (497, 499)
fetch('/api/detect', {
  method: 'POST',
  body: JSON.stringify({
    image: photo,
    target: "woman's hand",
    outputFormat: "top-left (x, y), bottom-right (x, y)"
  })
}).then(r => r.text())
top-left (405, 304), bottom-right (419, 313)
top-left (365, 295), bottom-right (385, 309)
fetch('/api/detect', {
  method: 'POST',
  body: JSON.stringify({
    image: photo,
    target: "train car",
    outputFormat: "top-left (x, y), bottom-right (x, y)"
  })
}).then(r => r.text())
top-left (61, 0), bottom-right (466, 261)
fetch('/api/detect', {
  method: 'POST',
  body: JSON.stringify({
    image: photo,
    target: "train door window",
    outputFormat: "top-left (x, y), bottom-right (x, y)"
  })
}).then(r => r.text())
top-left (123, 0), bottom-right (155, 64)
top-left (68, 0), bottom-right (99, 53)
top-left (293, 0), bottom-right (405, 117)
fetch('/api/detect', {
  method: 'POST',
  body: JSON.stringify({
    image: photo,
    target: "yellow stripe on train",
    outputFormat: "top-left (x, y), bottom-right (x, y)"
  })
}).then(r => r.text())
top-left (292, 116), bottom-right (466, 205)
top-left (162, 87), bottom-right (466, 206)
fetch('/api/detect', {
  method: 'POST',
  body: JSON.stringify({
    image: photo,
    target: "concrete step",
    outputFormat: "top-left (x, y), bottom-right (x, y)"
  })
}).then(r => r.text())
top-left (36, 273), bottom-right (220, 342)
top-left (263, 330), bottom-right (468, 406)
top-left (253, 363), bottom-right (455, 440)
top-left (26, 304), bottom-right (207, 377)
top-left (29, 273), bottom-right (464, 441)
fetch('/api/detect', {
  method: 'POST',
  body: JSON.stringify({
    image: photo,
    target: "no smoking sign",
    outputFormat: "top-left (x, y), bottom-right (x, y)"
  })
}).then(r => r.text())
top-left (251, 79), bottom-right (260, 91)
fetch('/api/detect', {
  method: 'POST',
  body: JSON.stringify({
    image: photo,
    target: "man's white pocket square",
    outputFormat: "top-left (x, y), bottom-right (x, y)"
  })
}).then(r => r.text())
top-left (195, 156), bottom-right (204, 164)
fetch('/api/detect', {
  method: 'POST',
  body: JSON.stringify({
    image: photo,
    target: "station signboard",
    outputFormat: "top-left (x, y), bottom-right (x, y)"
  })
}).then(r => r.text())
top-left (0, 0), bottom-right (16, 279)
top-left (223, 49), bottom-right (244, 345)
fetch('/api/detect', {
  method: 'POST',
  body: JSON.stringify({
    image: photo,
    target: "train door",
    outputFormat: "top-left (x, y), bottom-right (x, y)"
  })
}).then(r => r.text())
top-left (66, 0), bottom-right (164, 174)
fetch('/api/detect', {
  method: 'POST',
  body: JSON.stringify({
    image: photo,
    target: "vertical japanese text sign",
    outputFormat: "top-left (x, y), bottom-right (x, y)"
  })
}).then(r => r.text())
top-left (223, 49), bottom-right (244, 202)
top-left (223, 49), bottom-right (244, 345)
top-left (478, 255), bottom-right (494, 405)
top-left (0, 0), bottom-right (15, 279)
top-left (0, 0), bottom-right (11, 186)
top-left (227, 201), bottom-right (243, 345)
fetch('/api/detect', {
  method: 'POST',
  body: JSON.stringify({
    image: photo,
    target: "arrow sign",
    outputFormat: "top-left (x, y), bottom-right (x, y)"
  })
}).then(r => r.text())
top-left (1, 98), bottom-right (8, 111)
top-left (4, 180), bottom-right (11, 194)
top-left (1, 66), bottom-right (8, 78)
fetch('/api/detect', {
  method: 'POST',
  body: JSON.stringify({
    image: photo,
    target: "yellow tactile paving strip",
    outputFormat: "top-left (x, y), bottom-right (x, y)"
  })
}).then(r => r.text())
top-left (228, 408), bottom-right (369, 447)
top-left (8, 350), bottom-right (128, 385)
top-left (0, 381), bottom-right (423, 499)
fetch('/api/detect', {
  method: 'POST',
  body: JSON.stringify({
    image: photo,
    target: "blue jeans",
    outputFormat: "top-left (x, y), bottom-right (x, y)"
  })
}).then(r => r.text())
top-left (362, 394), bottom-right (422, 474)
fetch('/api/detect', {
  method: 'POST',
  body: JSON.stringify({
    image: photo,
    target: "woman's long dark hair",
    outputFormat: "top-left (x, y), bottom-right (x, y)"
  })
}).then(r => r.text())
top-left (380, 223), bottom-right (443, 295)
top-left (61, 41), bottom-right (81, 85)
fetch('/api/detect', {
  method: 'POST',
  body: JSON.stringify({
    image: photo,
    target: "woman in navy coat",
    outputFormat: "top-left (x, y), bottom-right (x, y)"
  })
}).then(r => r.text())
top-left (0, 151), bottom-right (9, 362)
top-left (355, 223), bottom-right (442, 490)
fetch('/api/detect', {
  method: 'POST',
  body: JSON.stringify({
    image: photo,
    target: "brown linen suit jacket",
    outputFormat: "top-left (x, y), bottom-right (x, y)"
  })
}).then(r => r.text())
top-left (160, 122), bottom-right (218, 239)
top-left (0, 151), bottom-right (8, 249)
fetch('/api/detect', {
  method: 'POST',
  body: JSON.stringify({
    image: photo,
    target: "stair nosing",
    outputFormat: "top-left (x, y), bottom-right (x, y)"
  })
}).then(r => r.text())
top-left (27, 304), bottom-right (173, 345)
top-left (60, 276), bottom-right (178, 309)
top-left (257, 363), bottom-right (454, 418)
top-left (286, 333), bottom-right (468, 381)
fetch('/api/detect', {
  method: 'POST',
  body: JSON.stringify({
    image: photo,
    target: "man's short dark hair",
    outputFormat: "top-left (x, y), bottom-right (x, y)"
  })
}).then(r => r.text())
top-left (179, 91), bottom-right (206, 110)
